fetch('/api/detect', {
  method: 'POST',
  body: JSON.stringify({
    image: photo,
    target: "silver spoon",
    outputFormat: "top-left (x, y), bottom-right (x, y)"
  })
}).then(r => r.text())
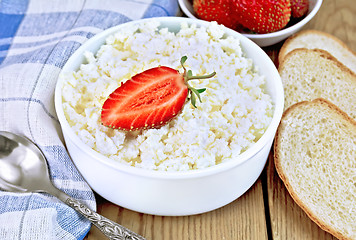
top-left (0, 131), bottom-right (145, 240)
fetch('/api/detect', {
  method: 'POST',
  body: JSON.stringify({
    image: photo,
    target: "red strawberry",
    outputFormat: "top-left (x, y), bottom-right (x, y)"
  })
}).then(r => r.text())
top-left (101, 57), bottom-right (215, 131)
top-left (291, 0), bottom-right (309, 18)
top-left (231, 0), bottom-right (291, 34)
top-left (193, 0), bottom-right (239, 29)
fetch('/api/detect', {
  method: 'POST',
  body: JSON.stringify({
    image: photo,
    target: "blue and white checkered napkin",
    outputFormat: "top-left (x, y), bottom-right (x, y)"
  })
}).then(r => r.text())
top-left (0, 0), bottom-right (179, 239)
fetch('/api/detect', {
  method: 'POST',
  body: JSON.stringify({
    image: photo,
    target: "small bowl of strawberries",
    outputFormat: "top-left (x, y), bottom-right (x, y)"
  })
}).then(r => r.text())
top-left (178, 0), bottom-right (323, 47)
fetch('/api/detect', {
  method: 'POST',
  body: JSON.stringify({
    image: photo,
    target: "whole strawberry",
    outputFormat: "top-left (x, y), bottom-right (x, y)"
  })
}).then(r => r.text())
top-left (193, 0), bottom-right (238, 29)
top-left (291, 0), bottom-right (309, 18)
top-left (231, 0), bottom-right (291, 34)
top-left (101, 57), bottom-right (216, 131)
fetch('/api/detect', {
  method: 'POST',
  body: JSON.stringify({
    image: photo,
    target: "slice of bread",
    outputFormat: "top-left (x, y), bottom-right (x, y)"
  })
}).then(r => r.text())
top-left (278, 48), bottom-right (356, 120)
top-left (274, 98), bottom-right (356, 240)
top-left (279, 30), bottom-right (356, 74)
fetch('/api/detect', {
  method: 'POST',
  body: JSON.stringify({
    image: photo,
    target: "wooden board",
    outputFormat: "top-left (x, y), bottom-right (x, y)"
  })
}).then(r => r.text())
top-left (85, 0), bottom-right (356, 239)
top-left (86, 179), bottom-right (268, 240)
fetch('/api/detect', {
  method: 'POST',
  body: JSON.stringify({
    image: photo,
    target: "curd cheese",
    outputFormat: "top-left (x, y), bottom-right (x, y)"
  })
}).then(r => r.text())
top-left (61, 20), bottom-right (274, 171)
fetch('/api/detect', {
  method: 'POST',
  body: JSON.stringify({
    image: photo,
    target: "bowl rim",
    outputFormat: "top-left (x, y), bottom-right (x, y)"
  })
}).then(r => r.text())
top-left (54, 16), bottom-right (284, 180)
top-left (178, 0), bottom-right (323, 39)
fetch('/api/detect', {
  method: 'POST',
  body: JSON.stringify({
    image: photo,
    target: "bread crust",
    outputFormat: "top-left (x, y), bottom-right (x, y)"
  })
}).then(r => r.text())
top-left (278, 29), bottom-right (356, 71)
top-left (274, 98), bottom-right (356, 240)
top-left (278, 48), bottom-right (356, 79)
top-left (278, 48), bottom-right (356, 121)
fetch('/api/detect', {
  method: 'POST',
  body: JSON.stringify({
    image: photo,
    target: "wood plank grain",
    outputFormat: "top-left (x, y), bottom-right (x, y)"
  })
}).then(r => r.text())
top-left (305, 0), bottom-right (356, 51)
top-left (85, 178), bottom-right (268, 240)
top-left (85, 1), bottom-right (356, 239)
top-left (266, 0), bottom-right (356, 239)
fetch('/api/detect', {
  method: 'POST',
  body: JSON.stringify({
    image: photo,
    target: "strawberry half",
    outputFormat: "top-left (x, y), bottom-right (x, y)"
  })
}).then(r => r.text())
top-left (231, 0), bottom-right (291, 34)
top-left (193, 0), bottom-right (239, 29)
top-left (101, 57), bottom-right (216, 131)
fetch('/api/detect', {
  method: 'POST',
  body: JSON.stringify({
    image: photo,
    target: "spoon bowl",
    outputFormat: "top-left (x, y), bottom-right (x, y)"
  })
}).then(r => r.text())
top-left (0, 131), bottom-right (145, 240)
top-left (0, 131), bottom-right (53, 193)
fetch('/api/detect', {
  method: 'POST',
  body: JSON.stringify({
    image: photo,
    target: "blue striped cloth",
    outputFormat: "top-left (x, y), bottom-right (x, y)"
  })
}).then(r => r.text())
top-left (0, 1), bottom-right (179, 239)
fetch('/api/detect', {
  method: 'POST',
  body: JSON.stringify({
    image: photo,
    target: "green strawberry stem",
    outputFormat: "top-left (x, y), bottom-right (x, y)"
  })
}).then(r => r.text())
top-left (180, 56), bottom-right (216, 108)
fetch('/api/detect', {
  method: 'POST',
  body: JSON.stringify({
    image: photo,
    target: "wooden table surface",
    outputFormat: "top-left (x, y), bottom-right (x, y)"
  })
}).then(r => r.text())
top-left (85, 0), bottom-right (356, 239)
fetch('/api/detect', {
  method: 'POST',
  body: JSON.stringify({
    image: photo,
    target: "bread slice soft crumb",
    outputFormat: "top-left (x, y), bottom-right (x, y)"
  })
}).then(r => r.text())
top-left (274, 98), bottom-right (356, 240)
top-left (278, 30), bottom-right (356, 74)
top-left (278, 48), bottom-right (356, 120)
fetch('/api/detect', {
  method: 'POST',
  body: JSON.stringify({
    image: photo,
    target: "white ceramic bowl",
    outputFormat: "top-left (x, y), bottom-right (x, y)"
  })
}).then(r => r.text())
top-left (178, 0), bottom-right (323, 47)
top-left (55, 17), bottom-right (284, 216)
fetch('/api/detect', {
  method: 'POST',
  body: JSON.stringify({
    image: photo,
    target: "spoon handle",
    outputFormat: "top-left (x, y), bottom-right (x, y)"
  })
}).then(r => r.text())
top-left (45, 183), bottom-right (145, 239)
top-left (65, 197), bottom-right (146, 240)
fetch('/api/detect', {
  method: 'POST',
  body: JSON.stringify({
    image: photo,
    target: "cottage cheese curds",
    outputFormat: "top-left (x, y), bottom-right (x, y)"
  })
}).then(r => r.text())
top-left (61, 20), bottom-right (273, 171)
